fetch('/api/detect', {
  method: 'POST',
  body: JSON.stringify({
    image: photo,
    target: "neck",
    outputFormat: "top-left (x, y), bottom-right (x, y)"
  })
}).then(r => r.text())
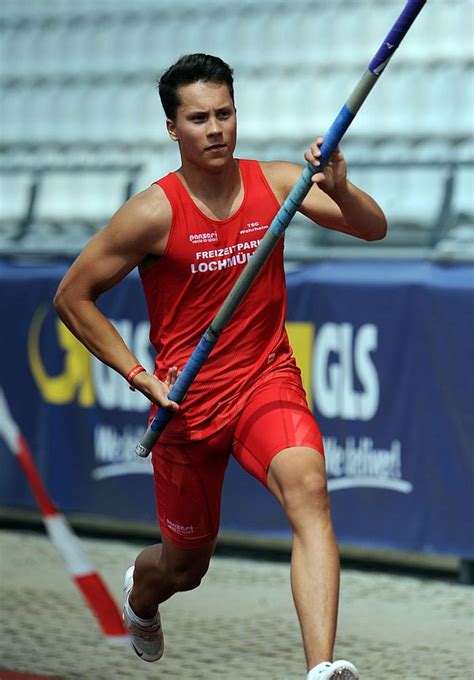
top-left (177, 157), bottom-right (240, 204)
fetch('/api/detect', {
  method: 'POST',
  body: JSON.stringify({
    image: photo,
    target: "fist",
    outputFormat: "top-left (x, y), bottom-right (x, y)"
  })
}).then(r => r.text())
top-left (304, 136), bottom-right (347, 193)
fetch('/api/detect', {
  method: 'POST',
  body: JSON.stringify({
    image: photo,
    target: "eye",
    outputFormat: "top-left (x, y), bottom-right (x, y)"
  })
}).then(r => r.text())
top-left (218, 110), bottom-right (231, 119)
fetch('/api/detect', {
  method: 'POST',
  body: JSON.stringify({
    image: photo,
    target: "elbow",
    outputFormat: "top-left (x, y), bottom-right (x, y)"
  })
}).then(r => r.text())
top-left (365, 215), bottom-right (388, 242)
top-left (53, 283), bottom-right (70, 321)
top-left (53, 287), bottom-right (64, 318)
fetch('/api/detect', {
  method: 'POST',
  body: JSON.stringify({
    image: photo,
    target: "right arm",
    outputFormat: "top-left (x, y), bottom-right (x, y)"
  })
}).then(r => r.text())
top-left (54, 184), bottom-right (179, 410)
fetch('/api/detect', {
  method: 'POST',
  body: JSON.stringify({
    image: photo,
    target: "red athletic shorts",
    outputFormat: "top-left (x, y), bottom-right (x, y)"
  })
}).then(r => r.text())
top-left (151, 374), bottom-right (323, 549)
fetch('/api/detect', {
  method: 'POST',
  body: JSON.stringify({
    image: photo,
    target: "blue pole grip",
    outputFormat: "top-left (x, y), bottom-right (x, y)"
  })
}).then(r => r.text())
top-left (162, 333), bottom-right (216, 408)
top-left (270, 104), bottom-right (355, 239)
top-left (134, 333), bottom-right (216, 457)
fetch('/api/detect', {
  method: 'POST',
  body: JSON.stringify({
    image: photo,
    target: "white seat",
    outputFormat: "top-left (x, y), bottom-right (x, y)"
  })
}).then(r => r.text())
top-left (0, 173), bottom-right (32, 225)
top-left (138, 148), bottom-right (181, 188)
top-left (88, 21), bottom-right (125, 76)
top-left (116, 19), bottom-right (148, 76)
top-left (333, 3), bottom-right (381, 67)
top-left (454, 139), bottom-right (474, 163)
top-left (380, 166), bottom-right (448, 229)
top-left (234, 74), bottom-right (269, 142)
top-left (454, 167), bottom-right (474, 219)
top-left (2, 26), bottom-right (37, 78)
top-left (225, 10), bottom-right (268, 71)
top-left (110, 82), bottom-right (161, 144)
top-left (52, 85), bottom-right (91, 145)
top-left (434, 1), bottom-right (474, 64)
top-left (39, 25), bottom-right (69, 77)
top-left (272, 75), bottom-right (311, 140)
top-left (141, 84), bottom-right (169, 145)
top-left (35, 170), bottom-right (128, 225)
top-left (421, 65), bottom-right (473, 139)
top-left (65, 20), bottom-right (101, 77)
top-left (84, 83), bottom-right (117, 144)
top-left (211, 13), bottom-right (250, 71)
top-left (27, 84), bottom-right (85, 145)
top-left (0, 28), bottom-right (16, 78)
top-left (1, 88), bottom-right (30, 144)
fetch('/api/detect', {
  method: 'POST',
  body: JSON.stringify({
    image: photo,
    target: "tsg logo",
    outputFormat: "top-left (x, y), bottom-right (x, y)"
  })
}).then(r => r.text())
top-left (313, 323), bottom-right (379, 421)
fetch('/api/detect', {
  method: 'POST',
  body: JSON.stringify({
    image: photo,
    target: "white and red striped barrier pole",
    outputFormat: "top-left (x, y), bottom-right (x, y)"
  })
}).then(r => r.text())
top-left (0, 387), bottom-right (128, 644)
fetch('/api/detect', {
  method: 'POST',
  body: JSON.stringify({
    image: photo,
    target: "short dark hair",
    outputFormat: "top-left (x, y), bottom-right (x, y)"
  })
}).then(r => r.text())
top-left (158, 53), bottom-right (234, 120)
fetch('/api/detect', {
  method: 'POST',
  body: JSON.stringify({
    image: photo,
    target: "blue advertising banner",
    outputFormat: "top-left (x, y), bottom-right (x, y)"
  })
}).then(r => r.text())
top-left (0, 260), bottom-right (473, 557)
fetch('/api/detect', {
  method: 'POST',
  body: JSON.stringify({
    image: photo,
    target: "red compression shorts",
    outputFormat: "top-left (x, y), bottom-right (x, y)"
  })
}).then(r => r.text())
top-left (151, 375), bottom-right (324, 549)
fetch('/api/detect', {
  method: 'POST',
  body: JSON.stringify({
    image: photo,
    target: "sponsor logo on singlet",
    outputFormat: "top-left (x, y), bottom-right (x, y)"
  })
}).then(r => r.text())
top-left (189, 231), bottom-right (218, 244)
top-left (240, 221), bottom-right (267, 235)
top-left (191, 239), bottom-right (262, 274)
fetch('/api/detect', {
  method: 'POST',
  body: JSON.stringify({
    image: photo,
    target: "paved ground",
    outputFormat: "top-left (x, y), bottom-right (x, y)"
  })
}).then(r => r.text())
top-left (0, 529), bottom-right (473, 679)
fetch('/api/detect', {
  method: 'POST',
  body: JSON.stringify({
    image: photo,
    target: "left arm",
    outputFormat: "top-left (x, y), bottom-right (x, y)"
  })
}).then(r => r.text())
top-left (261, 138), bottom-right (387, 242)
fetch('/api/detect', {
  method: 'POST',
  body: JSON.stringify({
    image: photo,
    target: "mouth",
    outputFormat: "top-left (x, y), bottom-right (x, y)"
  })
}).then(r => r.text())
top-left (205, 143), bottom-right (227, 152)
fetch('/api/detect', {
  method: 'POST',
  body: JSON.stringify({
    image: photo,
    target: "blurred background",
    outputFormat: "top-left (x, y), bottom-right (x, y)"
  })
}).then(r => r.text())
top-left (0, 0), bottom-right (472, 260)
top-left (0, 1), bottom-right (473, 678)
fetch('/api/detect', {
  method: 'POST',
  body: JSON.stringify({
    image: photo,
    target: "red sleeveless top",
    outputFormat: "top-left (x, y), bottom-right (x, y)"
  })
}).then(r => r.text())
top-left (140, 159), bottom-right (299, 442)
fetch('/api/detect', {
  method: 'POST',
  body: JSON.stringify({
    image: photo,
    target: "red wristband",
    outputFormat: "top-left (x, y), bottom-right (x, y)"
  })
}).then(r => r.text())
top-left (126, 364), bottom-right (146, 391)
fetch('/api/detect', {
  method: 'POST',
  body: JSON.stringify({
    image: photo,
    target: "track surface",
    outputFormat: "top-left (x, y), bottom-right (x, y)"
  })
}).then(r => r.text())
top-left (0, 530), bottom-right (472, 679)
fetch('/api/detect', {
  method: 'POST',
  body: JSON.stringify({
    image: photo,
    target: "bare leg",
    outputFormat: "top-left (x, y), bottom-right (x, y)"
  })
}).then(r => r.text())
top-left (129, 537), bottom-right (217, 619)
top-left (267, 447), bottom-right (340, 671)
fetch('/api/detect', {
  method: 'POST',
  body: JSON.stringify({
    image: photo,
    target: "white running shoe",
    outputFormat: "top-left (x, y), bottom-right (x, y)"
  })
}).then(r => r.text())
top-left (123, 565), bottom-right (164, 662)
top-left (318, 660), bottom-right (359, 679)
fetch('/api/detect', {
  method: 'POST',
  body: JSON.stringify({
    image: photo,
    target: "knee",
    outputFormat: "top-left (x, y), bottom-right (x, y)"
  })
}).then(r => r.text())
top-left (171, 561), bottom-right (210, 592)
top-left (280, 469), bottom-right (330, 517)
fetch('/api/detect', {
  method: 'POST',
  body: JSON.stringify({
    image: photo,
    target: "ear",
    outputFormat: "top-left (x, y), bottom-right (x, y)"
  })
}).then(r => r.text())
top-left (166, 118), bottom-right (178, 142)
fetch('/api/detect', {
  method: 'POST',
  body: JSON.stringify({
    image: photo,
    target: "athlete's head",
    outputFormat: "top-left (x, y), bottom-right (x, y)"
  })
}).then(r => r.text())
top-left (159, 54), bottom-right (237, 170)
top-left (158, 53), bottom-right (234, 121)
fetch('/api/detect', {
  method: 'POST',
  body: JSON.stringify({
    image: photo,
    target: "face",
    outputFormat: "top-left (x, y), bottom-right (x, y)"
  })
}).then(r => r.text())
top-left (166, 80), bottom-right (237, 171)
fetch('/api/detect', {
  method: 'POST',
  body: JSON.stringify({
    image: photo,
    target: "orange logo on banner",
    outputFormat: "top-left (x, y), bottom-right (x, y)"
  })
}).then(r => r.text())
top-left (285, 321), bottom-right (314, 410)
top-left (28, 305), bottom-right (94, 407)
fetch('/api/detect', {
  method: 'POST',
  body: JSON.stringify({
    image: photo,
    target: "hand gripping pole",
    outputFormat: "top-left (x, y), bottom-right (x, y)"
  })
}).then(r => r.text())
top-left (136, 0), bottom-right (427, 457)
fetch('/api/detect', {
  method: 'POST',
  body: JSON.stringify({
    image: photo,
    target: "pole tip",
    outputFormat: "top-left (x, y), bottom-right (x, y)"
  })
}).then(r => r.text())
top-left (135, 444), bottom-right (151, 458)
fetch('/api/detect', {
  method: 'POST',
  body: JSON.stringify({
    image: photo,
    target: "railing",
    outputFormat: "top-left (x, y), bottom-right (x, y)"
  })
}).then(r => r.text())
top-left (0, 160), bottom-right (472, 261)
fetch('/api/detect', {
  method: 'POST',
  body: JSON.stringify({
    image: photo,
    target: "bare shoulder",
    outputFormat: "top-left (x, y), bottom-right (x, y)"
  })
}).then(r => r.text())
top-left (259, 160), bottom-right (304, 203)
top-left (103, 183), bottom-right (172, 254)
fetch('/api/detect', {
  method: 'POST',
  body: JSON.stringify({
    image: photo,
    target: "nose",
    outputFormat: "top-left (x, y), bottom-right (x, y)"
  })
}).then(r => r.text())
top-left (206, 115), bottom-right (222, 137)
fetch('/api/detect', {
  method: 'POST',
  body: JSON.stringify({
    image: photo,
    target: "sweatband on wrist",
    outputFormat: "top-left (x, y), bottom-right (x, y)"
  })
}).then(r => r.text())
top-left (126, 364), bottom-right (146, 391)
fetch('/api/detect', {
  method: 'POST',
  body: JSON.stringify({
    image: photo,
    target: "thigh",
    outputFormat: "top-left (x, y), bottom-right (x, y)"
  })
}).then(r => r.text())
top-left (152, 430), bottom-right (231, 549)
top-left (232, 375), bottom-right (324, 487)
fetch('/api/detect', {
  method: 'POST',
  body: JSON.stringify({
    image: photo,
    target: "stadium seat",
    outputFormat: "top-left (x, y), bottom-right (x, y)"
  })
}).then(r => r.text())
top-left (453, 166), bottom-right (474, 221)
top-left (24, 81), bottom-right (77, 144)
top-left (2, 26), bottom-right (37, 79)
top-left (0, 173), bottom-right (32, 227)
top-left (234, 74), bottom-right (270, 142)
top-left (91, 20), bottom-right (129, 76)
top-left (1, 88), bottom-right (29, 145)
top-left (83, 83), bottom-right (118, 144)
top-left (0, 28), bottom-right (17, 78)
top-left (435, 1), bottom-right (474, 63)
top-left (35, 170), bottom-right (129, 226)
top-left (347, 163), bottom-right (448, 236)
top-left (141, 84), bottom-right (169, 145)
top-left (420, 65), bottom-right (472, 140)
